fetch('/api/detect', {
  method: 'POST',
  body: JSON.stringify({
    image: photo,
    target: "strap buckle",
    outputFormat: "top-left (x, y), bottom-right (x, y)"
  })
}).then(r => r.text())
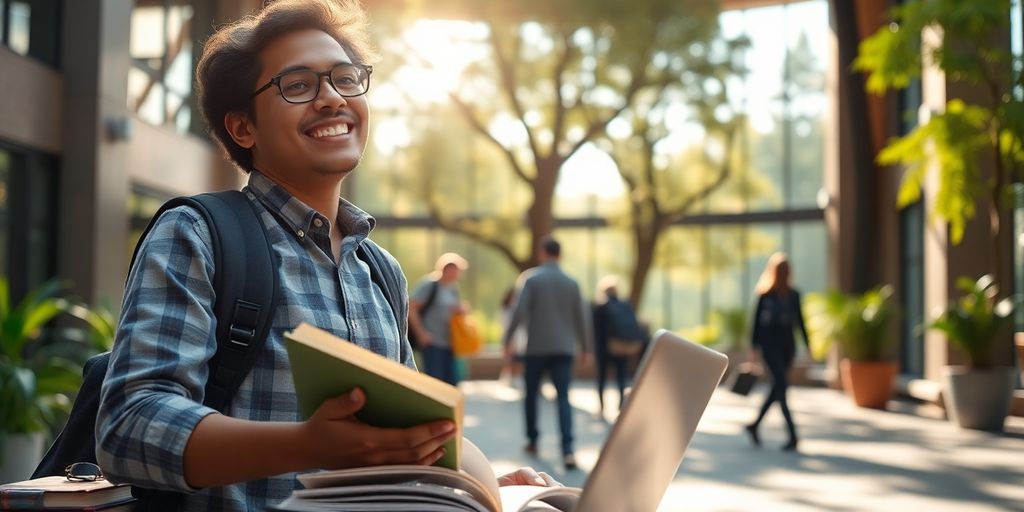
top-left (228, 300), bottom-right (262, 347)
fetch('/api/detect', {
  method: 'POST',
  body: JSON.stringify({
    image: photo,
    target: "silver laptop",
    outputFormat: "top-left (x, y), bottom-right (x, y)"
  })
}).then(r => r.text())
top-left (575, 329), bottom-right (728, 512)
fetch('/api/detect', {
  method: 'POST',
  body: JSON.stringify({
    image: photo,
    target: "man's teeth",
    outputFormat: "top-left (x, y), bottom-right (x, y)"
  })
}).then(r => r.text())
top-left (312, 124), bottom-right (349, 138)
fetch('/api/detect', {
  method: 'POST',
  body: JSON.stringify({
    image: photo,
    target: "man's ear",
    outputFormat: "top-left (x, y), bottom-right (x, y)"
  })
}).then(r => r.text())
top-left (224, 111), bottom-right (255, 149)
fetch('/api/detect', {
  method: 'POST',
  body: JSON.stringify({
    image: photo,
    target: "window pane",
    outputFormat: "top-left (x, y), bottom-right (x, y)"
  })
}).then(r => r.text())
top-left (0, 1), bottom-right (6, 45)
top-left (742, 6), bottom-right (786, 103)
top-left (8, 1), bottom-right (29, 55)
top-left (129, 2), bottom-right (199, 134)
top-left (165, 4), bottom-right (194, 96)
top-left (747, 100), bottom-right (784, 211)
top-left (130, 7), bottom-right (166, 60)
top-left (787, 221), bottom-right (827, 294)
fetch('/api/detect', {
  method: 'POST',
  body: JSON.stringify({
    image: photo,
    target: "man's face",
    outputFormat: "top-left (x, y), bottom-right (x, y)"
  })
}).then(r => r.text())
top-left (246, 29), bottom-right (369, 181)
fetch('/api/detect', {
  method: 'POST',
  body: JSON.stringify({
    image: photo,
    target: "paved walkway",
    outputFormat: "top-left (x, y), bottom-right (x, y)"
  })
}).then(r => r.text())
top-left (459, 379), bottom-right (1024, 511)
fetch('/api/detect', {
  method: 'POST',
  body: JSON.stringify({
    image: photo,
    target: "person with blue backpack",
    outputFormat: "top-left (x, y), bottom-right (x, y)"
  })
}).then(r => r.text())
top-left (57, 1), bottom-right (558, 510)
top-left (591, 275), bottom-right (645, 419)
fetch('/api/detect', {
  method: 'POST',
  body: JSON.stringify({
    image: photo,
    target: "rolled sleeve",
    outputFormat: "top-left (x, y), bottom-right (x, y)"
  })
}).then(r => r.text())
top-left (96, 206), bottom-right (219, 491)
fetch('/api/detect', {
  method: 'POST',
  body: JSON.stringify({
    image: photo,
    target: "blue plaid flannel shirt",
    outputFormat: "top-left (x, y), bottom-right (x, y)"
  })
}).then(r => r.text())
top-left (96, 171), bottom-right (414, 511)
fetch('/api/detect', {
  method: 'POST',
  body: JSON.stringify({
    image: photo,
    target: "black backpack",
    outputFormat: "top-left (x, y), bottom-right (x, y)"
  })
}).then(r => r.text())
top-left (32, 191), bottom-right (403, 510)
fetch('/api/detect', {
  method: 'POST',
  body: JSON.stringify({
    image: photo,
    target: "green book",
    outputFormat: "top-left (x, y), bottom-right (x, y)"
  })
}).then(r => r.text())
top-left (284, 323), bottom-right (464, 470)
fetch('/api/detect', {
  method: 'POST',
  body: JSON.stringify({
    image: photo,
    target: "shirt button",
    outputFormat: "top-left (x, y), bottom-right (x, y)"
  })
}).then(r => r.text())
top-left (313, 218), bottom-right (324, 228)
top-left (352, 321), bottom-right (359, 329)
top-left (296, 229), bottom-right (305, 238)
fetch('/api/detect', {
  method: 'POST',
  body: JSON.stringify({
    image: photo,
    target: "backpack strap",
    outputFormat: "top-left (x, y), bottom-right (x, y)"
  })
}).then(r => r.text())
top-left (421, 280), bottom-right (440, 315)
top-left (129, 190), bottom-right (278, 412)
top-left (356, 241), bottom-right (410, 362)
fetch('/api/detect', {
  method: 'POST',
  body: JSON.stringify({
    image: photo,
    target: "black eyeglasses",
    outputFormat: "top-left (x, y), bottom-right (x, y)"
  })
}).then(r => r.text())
top-left (65, 462), bottom-right (105, 482)
top-left (252, 63), bottom-right (372, 104)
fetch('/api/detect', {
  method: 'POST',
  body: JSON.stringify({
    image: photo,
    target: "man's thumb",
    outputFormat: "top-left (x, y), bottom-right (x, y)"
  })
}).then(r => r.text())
top-left (320, 388), bottom-right (365, 420)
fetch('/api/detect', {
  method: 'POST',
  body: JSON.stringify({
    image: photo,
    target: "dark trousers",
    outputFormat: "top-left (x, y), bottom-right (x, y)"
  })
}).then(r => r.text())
top-left (422, 346), bottom-right (457, 385)
top-left (523, 354), bottom-right (575, 455)
top-left (595, 351), bottom-right (628, 412)
top-left (752, 349), bottom-right (797, 440)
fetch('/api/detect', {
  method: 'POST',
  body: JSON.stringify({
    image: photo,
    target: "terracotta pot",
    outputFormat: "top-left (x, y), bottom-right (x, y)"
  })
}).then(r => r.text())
top-left (839, 359), bottom-right (897, 409)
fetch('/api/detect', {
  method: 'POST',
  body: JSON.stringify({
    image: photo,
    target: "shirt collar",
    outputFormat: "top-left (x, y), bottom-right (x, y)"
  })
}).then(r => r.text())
top-left (245, 170), bottom-right (376, 242)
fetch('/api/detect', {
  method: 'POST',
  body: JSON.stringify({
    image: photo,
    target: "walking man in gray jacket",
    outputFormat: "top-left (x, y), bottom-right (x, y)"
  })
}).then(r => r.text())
top-left (503, 236), bottom-right (591, 470)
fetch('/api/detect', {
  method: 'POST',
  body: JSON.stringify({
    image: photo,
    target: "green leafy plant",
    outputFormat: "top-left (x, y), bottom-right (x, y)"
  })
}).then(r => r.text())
top-left (805, 285), bottom-right (898, 362)
top-left (0, 279), bottom-right (98, 437)
top-left (854, 0), bottom-right (1024, 281)
top-left (712, 307), bottom-right (749, 352)
top-left (928, 275), bottom-right (1014, 369)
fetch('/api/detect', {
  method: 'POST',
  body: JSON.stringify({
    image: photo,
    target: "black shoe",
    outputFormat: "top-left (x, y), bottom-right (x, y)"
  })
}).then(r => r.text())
top-left (563, 453), bottom-right (578, 471)
top-left (782, 439), bottom-right (798, 452)
top-left (745, 424), bottom-right (761, 447)
top-left (523, 443), bottom-right (538, 457)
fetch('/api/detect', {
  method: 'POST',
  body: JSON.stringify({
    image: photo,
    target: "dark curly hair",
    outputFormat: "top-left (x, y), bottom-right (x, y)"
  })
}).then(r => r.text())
top-left (195, 0), bottom-right (377, 172)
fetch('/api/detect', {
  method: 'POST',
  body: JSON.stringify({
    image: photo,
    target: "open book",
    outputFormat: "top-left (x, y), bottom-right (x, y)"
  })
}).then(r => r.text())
top-left (285, 323), bottom-right (465, 470)
top-left (271, 439), bottom-right (582, 512)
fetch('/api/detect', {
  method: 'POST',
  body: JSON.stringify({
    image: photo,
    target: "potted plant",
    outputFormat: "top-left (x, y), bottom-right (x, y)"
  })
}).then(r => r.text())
top-left (806, 285), bottom-right (898, 409)
top-left (928, 275), bottom-right (1017, 431)
top-left (0, 279), bottom-right (96, 483)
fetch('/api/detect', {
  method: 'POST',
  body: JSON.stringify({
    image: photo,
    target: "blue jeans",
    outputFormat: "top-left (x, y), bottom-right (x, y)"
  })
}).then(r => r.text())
top-left (421, 346), bottom-right (457, 385)
top-left (523, 355), bottom-right (575, 455)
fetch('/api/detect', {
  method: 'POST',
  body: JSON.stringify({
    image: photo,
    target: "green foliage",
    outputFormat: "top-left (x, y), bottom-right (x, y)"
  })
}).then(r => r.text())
top-left (805, 285), bottom-right (898, 362)
top-left (677, 323), bottom-right (720, 348)
top-left (855, 0), bottom-right (1024, 245)
top-left (928, 275), bottom-right (1015, 368)
top-left (712, 307), bottom-right (748, 352)
top-left (0, 279), bottom-right (107, 437)
top-left (677, 307), bottom-right (749, 351)
top-left (882, 100), bottom-right (990, 243)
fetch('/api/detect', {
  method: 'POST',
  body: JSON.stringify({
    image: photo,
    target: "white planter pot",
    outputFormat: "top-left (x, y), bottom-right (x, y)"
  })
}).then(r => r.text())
top-left (942, 366), bottom-right (1016, 431)
top-left (0, 432), bottom-right (44, 484)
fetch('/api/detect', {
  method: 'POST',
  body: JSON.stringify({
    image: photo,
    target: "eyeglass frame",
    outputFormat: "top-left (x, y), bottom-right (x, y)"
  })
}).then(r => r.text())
top-left (65, 462), bottom-right (105, 482)
top-left (251, 62), bottom-right (373, 104)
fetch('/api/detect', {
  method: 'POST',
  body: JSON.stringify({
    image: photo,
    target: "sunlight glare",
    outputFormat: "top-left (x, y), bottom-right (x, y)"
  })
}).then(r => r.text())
top-left (390, 19), bottom-right (489, 104)
top-left (557, 143), bottom-right (625, 199)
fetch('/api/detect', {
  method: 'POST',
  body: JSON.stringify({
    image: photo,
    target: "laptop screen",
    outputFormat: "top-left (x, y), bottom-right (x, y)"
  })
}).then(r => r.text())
top-left (575, 329), bottom-right (728, 512)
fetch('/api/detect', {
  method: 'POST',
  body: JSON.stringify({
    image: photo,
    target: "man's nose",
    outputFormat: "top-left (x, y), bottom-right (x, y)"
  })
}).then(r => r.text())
top-left (313, 76), bottom-right (346, 109)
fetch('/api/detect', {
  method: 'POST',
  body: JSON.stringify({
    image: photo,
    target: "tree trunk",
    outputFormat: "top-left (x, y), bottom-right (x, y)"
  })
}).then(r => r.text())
top-left (628, 213), bottom-right (664, 309)
top-left (525, 156), bottom-right (561, 271)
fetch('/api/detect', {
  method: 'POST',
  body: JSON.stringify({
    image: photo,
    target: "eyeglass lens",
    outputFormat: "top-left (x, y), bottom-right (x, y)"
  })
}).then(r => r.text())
top-left (65, 462), bottom-right (105, 481)
top-left (278, 64), bottom-right (368, 102)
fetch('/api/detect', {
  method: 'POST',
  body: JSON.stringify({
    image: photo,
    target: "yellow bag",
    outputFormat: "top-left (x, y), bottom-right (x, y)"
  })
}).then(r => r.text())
top-left (450, 312), bottom-right (482, 356)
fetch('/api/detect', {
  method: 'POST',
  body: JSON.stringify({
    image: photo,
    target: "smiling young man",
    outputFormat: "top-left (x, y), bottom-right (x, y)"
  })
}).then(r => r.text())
top-left (95, 1), bottom-right (551, 510)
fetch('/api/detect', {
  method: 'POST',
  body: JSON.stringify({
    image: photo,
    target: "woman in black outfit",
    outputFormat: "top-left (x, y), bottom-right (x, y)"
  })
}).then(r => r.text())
top-left (745, 253), bottom-right (809, 451)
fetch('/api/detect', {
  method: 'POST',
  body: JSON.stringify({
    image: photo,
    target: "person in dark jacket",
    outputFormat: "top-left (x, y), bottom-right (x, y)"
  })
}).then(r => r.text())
top-left (745, 252), bottom-right (809, 452)
top-left (591, 275), bottom-right (638, 418)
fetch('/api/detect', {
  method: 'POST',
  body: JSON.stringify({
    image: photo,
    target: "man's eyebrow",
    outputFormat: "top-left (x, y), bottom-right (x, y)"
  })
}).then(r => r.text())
top-left (274, 61), bottom-right (350, 75)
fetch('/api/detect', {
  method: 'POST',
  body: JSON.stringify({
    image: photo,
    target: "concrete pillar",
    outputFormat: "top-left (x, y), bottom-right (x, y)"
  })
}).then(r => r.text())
top-left (58, 0), bottom-right (133, 306)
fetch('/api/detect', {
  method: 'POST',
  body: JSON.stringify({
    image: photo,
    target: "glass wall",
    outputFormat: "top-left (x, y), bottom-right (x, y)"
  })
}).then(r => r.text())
top-left (351, 1), bottom-right (830, 347)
